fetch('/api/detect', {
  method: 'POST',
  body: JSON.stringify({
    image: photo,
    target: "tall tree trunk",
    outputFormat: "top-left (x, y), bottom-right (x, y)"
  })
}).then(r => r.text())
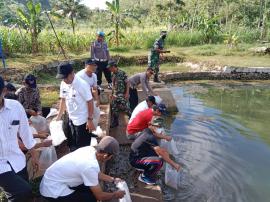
top-left (71, 17), bottom-right (75, 35)
top-left (31, 31), bottom-right (38, 54)
top-left (260, 0), bottom-right (268, 40)
top-left (258, 0), bottom-right (264, 29)
top-left (116, 22), bottom-right (119, 47)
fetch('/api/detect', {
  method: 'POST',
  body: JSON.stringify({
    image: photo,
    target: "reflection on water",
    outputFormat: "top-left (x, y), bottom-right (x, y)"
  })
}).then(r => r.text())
top-left (165, 82), bottom-right (270, 202)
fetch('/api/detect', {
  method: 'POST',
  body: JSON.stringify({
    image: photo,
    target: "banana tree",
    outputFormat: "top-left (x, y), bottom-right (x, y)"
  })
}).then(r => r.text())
top-left (56, 0), bottom-right (88, 35)
top-left (16, 0), bottom-right (43, 54)
top-left (106, 0), bottom-right (141, 47)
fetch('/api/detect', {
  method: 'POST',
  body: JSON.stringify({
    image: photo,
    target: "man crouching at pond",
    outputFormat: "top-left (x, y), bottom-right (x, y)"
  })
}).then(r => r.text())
top-left (40, 136), bottom-right (125, 202)
top-left (129, 117), bottom-right (181, 185)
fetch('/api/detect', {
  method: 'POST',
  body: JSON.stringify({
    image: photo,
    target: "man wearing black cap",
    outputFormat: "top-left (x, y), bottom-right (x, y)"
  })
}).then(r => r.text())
top-left (128, 67), bottom-right (157, 112)
top-left (148, 31), bottom-right (170, 82)
top-left (55, 63), bottom-right (96, 151)
top-left (107, 60), bottom-right (131, 128)
top-left (40, 136), bottom-right (125, 202)
top-left (76, 59), bottom-right (100, 107)
top-left (0, 76), bottom-right (39, 202)
top-left (16, 74), bottom-right (42, 117)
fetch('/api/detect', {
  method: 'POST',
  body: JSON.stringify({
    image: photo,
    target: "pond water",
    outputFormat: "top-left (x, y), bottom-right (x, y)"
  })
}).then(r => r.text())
top-left (165, 81), bottom-right (270, 202)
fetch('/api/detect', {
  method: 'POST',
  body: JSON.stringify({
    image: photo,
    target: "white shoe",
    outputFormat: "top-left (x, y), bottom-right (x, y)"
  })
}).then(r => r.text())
top-left (97, 85), bottom-right (104, 92)
top-left (108, 83), bottom-right (113, 90)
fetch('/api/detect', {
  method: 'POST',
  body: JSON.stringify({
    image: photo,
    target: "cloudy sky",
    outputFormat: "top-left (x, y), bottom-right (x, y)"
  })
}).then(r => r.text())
top-left (81, 0), bottom-right (111, 10)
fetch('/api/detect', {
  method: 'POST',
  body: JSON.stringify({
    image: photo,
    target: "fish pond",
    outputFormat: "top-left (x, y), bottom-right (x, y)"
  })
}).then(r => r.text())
top-left (164, 81), bottom-right (270, 202)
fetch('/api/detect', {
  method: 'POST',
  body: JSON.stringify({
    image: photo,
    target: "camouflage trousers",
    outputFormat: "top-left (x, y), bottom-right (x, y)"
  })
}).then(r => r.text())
top-left (148, 52), bottom-right (160, 74)
top-left (111, 96), bottom-right (131, 127)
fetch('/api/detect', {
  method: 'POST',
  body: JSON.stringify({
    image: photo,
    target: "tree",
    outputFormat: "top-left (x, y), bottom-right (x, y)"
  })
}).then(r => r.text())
top-left (16, 0), bottom-right (44, 54)
top-left (155, 0), bottom-right (185, 30)
top-left (55, 0), bottom-right (88, 35)
top-left (106, 0), bottom-right (141, 47)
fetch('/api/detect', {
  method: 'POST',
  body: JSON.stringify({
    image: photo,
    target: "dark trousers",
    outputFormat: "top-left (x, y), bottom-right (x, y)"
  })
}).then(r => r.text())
top-left (62, 113), bottom-right (73, 149)
top-left (96, 61), bottom-right (112, 85)
top-left (69, 121), bottom-right (92, 150)
top-left (129, 88), bottom-right (139, 112)
top-left (0, 167), bottom-right (32, 202)
top-left (44, 184), bottom-right (97, 202)
top-left (129, 156), bottom-right (163, 179)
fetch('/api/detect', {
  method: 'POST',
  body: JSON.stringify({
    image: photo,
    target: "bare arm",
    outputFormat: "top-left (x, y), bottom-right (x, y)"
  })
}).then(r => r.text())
top-left (154, 146), bottom-right (181, 171)
top-left (125, 80), bottom-right (130, 99)
top-left (56, 98), bottom-right (66, 121)
top-left (90, 185), bottom-right (125, 201)
top-left (92, 87), bottom-right (100, 106)
top-left (86, 99), bottom-right (95, 131)
top-left (98, 172), bottom-right (114, 183)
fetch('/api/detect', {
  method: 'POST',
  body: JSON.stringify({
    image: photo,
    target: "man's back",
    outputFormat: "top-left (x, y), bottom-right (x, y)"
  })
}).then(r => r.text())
top-left (127, 108), bottom-right (153, 134)
top-left (40, 146), bottom-right (100, 198)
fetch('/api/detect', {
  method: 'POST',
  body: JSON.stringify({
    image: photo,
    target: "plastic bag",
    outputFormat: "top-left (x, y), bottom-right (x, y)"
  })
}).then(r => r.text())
top-left (154, 96), bottom-right (163, 105)
top-left (116, 181), bottom-right (132, 202)
top-left (93, 102), bottom-right (100, 129)
top-left (39, 146), bottom-right (57, 172)
top-left (49, 120), bottom-right (67, 146)
top-left (46, 108), bottom-right (58, 119)
top-left (30, 115), bottom-right (49, 132)
top-left (92, 126), bottom-right (103, 138)
top-left (170, 139), bottom-right (180, 155)
top-left (165, 163), bottom-right (179, 190)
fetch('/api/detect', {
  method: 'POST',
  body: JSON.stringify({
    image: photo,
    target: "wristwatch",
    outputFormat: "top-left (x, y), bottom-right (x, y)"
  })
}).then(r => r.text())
top-left (88, 117), bottom-right (93, 121)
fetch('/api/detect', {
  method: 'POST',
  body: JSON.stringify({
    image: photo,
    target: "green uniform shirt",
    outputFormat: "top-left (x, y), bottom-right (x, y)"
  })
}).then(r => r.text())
top-left (112, 69), bottom-right (128, 96)
top-left (148, 37), bottom-right (165, 68)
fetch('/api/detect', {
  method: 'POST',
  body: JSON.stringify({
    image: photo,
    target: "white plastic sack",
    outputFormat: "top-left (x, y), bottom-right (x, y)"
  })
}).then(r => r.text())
top-left (93, 102), bottom-right (100, 129)
top-left (170, 139), bottom-right (180, 155)
top-left (46, 108), bottom-right (58, 119)
top-left (30, 115), bottom-right (49, 132)
top-left (39, 146), bottom-right (57, 171)
top-left (90, 137), bottom-right (98, 147)
top-left (49, 120), bottom-right (67, 146)
top-left (154, 96), bottom-right (162, 104)
top-left (116, 181), bottom-right (132, 202)
top-left (92, 126), bottom-right (103, 138)
top-left (165, 163), bottom-right (179, 190)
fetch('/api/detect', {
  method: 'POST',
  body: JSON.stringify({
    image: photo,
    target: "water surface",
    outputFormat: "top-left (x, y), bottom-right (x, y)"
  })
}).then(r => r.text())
top-left (166, 81), bottom-right (270, 202)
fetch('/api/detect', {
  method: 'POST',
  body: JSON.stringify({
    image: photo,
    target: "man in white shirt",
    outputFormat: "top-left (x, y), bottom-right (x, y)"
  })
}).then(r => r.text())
top-left (76, 59), bottom-right (100, 107)
top-left (40, 136), bottom-right (125, 202)
top-left (0, 76), bottom-right (38, 202)
top-left (129, 95), bottom-right (162, 124)
top-left (55, 63), bottom-right (95, 151)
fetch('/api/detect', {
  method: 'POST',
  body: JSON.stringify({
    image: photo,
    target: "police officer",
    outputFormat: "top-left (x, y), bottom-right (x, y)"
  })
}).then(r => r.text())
top-left (107, 60), bottom-right (131, 128)
top-left (148, 31), bottom-right (170, 83)
top-left (91, 31), bottom-right (112, 91)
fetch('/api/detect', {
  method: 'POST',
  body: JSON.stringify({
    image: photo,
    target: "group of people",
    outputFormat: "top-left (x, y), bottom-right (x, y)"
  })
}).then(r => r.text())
top-left (0, 30), bottom-right (177, 202)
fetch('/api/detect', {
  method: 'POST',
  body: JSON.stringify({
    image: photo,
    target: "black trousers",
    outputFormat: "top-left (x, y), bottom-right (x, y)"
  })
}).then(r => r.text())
top-left (129, 88), bottom-right (139, 112)
top-left (0, 167), bottom-right (32, 202)
top-left (44, 184), bottom-right (97, 202)
top-left (96, 61), bottom-right (112, 85)
top-left (69, 121), bottom-right (92, 151)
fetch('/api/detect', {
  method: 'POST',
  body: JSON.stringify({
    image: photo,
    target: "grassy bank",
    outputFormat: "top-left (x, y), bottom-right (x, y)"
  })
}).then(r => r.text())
top-left (4, 43), bottom-right (270, 71)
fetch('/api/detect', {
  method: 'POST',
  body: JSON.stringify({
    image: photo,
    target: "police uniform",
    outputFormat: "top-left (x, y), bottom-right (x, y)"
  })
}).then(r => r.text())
top-left (148, 35), bottom-right (166, 82)
top-left (111, 69), bottom-right (131, 127)
top-left (91, 38), bottom-right (111, 88)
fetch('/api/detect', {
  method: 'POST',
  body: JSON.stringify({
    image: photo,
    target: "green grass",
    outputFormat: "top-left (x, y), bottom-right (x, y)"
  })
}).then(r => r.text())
top-left (40, 88), bottom-right (59, 107)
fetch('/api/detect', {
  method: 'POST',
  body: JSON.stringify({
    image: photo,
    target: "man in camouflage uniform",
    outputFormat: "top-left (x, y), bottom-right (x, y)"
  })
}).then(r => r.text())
top-left (107, 60), bottom-right (131, 128)
top-left (148, 31), bottom-right (170, 82)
